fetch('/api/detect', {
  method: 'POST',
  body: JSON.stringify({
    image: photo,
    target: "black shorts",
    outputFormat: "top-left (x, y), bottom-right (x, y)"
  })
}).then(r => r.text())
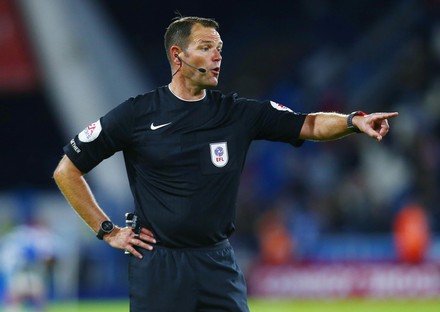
top-left (128, 240), bottom-right (250, 312)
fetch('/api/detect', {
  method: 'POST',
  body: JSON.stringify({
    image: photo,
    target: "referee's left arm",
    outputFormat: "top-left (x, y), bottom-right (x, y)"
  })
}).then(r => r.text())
top-left (299, 111), bottom-right (398, 142)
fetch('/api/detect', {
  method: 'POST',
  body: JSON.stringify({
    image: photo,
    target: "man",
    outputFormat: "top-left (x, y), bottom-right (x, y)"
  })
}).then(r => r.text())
top-left (54, 16), bottom-right (398, 311)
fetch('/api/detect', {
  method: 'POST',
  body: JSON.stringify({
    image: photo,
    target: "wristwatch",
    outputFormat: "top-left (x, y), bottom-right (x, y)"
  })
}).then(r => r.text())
top-left (96, 220), bottom-right (115, 240)
top-left (347, 111), bottom-right (366, 133)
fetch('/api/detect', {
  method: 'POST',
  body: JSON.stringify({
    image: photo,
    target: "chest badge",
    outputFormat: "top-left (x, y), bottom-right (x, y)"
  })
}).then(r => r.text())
top-left (210, 142), bottom-right (229, 167)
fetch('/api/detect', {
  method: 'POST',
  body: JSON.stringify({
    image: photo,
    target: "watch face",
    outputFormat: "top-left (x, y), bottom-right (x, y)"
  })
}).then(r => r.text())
top-left (101, 221), bottom-right (114, 232)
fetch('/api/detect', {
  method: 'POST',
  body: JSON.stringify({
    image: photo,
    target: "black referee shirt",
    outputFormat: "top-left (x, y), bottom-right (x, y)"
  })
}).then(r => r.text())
top-left (64, 86), bottom-right (306, 247)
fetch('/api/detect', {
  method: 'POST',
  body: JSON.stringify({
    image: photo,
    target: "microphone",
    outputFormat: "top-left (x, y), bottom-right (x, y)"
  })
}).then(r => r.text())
top-left (176, 55), bottom-right (206, 73)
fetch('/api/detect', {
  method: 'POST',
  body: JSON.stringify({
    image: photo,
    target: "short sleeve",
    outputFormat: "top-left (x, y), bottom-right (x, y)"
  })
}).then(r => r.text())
top-left (63, 97), bottom-right (135, 173)
top-left (237, 97), bottom-right (307, 147)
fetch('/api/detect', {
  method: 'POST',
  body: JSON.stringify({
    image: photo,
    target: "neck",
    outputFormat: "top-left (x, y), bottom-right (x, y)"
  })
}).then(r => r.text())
top-left (168, 80), bottom-right (206, 101)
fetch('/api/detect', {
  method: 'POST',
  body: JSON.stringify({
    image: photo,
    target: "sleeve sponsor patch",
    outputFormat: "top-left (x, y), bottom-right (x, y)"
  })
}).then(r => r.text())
top-left (70, 139), bottom-right (81, 153)
top-left (270, 101), bottom-right (293, 113)
top-left (78, 120), bottom-right (102, 142)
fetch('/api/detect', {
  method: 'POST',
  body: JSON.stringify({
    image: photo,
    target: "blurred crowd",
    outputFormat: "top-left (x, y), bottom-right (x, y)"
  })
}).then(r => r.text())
top-left (96, 2), bottom-right (440, 252)
top-left (1, 2), bottom-right (440, 299)
top-left (226, 0), bottom-right (440, 261)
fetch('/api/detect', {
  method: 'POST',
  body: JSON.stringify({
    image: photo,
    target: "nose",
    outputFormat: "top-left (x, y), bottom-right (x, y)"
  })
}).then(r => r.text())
top-left (213, 49), bottom-right (222, 61)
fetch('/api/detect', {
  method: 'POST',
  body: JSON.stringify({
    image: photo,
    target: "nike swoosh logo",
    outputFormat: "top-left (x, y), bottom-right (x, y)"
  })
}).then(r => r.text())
top-left (150, 122), bottom-right (172, 130)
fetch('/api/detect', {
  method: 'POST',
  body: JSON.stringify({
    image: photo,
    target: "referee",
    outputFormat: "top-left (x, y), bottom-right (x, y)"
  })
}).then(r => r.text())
top-left (54, 16), bottom-right (398, 311)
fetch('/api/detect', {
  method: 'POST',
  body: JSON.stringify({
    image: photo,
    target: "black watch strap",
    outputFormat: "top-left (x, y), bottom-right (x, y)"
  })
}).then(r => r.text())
top-left (347, 111), bottom-right (366, 133)
top-left (97, 220), bottom-right (115, 240)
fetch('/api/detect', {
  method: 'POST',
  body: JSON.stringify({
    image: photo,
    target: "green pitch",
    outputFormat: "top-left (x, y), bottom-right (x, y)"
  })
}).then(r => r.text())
top-left (249, 298), bottom-right (440, 312)
top-left (48, 298), bottom-right (440, 312)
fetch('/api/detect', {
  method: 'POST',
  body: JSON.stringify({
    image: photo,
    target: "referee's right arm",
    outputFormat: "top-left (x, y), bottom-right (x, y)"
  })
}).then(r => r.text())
top-left (53, 155), bottom-right (154, 258)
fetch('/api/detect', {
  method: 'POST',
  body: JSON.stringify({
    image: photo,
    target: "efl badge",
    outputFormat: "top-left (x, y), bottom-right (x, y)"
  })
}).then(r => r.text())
top-left (210, 142), bottom-right (229, 167)
top-left (78, 120), bottom-right (102, 142)
top-left (270, 101), bottom-right (293, 113)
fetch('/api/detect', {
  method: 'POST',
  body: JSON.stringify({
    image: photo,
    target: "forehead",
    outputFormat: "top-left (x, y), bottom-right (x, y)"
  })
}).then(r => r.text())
top-left (189, 24), bottom-right (222, 46)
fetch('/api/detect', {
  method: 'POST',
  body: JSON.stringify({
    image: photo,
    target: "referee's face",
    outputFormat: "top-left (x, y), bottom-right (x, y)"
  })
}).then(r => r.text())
top-left (183, 24), bottom-right (223, 88)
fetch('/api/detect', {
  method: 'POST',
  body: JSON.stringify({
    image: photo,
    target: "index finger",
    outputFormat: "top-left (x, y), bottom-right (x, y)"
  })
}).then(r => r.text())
top-left (374, 112), bottom-right (399, 119)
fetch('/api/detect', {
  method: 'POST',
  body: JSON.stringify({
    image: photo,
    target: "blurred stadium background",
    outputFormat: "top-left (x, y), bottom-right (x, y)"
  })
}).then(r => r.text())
top-left (1, 0), bottom-right (440, 309)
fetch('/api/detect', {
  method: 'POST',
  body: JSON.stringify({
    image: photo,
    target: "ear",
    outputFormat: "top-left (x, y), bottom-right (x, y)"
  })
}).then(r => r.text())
top-left (170, 46), bottom-right (181, 64)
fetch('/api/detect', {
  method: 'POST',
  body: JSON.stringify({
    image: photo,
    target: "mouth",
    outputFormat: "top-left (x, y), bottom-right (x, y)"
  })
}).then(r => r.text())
top-left (211, 67), bottom-right (220, 75)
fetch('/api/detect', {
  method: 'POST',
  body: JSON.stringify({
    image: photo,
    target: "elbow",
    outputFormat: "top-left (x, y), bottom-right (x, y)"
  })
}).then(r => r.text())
top-left (53, 160), bottom-right (67, 186)
top-left (53, 164), bottom-right (63, 184)
top-left (53, 155), bottom-right (82, 185)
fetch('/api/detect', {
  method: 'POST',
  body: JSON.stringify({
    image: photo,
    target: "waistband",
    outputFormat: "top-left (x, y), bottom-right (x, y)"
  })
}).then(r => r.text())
top-left (154, 239), bottom-right (230, 252)
top-left (127, 213), bottom-right (231, 252)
